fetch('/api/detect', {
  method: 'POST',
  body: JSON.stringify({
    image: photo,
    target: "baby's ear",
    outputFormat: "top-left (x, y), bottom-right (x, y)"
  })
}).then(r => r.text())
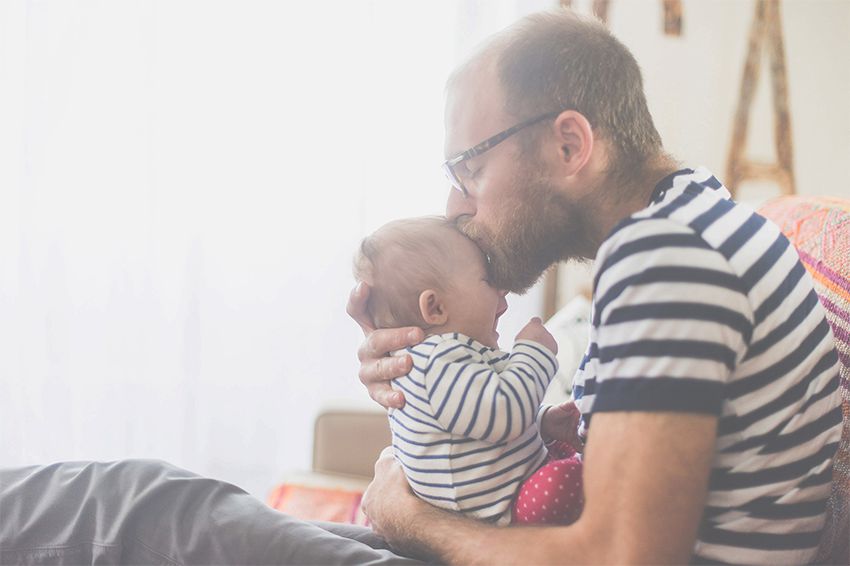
top-left (419, 289), bottom-right (448, 326)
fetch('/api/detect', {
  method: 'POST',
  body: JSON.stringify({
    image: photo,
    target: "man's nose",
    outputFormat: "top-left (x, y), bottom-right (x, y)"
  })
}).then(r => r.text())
top-left (445, 187), bottom-right (475, 221)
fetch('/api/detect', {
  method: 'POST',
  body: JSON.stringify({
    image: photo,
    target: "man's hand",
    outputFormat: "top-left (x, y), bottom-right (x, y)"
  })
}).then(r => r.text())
top-left (347, 282), bottom-right (424, 409)
top-left (360, 413), bottom-right (716, 566)
top-left (516, 317), bottom-right (558, 354)
top-left (361, 447), bottom-right (424, 548)
top-left (540, 401), bottom-right (582, 451)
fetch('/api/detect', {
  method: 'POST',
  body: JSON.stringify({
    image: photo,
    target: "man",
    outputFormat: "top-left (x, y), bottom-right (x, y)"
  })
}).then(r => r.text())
top-left (349, 10), bottom-right (842, 565)
top-left (0, 10), bottom-right (841, 566)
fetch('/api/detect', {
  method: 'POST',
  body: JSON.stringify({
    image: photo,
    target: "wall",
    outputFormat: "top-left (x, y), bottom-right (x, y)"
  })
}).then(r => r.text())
top-left (608, 0), bottom-right (850, 203)
top-left (0, 0), bottom-right (555, 500)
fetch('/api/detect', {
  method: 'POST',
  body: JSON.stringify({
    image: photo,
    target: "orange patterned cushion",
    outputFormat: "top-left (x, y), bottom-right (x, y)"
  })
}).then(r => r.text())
top-left (267, 483), bottom-right (368, 526)
top-left (759, 196), bottom-right (850, 564)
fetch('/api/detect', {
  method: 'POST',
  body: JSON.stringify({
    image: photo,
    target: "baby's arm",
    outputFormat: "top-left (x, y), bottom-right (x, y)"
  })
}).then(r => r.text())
top-left (423, 322), bottom-right (559, 444)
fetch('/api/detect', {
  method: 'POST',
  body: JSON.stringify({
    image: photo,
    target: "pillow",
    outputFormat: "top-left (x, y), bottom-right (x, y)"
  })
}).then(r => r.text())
top-left (543, 294), bottom-right (592, 405)
top-left (267, 472), bottom-right (369, 526)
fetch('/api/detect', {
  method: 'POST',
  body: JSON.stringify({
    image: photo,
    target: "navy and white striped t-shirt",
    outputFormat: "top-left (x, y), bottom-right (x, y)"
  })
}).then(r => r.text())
top-left (573, 167), bottom-right (842, 564)
top-left (389, 332), bottom-right (558, 525)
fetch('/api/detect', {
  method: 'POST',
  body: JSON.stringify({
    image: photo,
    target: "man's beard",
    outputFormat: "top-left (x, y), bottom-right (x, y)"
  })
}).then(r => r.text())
top-left (458, 164), bottom-right (597, 294)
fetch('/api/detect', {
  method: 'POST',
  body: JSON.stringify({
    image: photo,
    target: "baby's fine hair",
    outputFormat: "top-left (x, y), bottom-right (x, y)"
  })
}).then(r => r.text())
top-left (353, 216), bottom-right (462, 330)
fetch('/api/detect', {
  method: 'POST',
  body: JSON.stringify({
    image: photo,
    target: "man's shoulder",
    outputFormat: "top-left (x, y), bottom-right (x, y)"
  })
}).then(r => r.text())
top-left (590, 199), bottom-right (761, 328)
top-left (593, 214), bottom-right (729, 290)
top-left (601, 213), bottom-right (704, 254)
top-left (600, 166), bottom-right (748, 257)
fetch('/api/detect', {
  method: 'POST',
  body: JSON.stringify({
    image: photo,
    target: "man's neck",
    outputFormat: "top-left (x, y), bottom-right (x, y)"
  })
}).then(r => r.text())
top-left (587, 154), bottom-right (680, 258)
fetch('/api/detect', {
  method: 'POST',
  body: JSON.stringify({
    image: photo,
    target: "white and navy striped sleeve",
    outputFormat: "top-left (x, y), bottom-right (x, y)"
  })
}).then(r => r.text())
top-left (422, 337), bottom-right (558, 443)
top-left (590, 219), bottom-right (754, 415)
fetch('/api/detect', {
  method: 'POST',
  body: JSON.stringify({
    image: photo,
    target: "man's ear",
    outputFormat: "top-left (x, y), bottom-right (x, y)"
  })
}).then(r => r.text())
top-left (418, 289), bottom-right (448, 326)
top-left (551, 110), bottom-right (594, 177)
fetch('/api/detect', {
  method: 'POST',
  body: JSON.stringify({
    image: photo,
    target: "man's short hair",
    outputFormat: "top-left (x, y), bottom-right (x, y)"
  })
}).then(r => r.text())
top-left (494, 10), bottom-right (662, 172)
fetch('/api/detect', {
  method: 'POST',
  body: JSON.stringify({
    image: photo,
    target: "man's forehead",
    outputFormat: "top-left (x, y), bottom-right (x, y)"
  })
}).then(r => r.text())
top-left (443, 61), bottom-right (507, 157)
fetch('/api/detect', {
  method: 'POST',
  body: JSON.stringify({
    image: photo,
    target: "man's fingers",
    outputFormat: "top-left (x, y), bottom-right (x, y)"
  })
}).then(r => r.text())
top-left (374, 446), bottom-right (401, 478)
top-left (358, 359), bottom-right (406, 409)
top-left (358, 327), bottom-right (423, 362)
top-left (373, 386), bottom-right (406, 409)
top-left (358, 354), bottom-right (413, 383)
top-left (347, 282), bottom-right (376, 335)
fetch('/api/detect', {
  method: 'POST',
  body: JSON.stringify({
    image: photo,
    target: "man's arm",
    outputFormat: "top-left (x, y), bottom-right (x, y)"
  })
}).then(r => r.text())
top-left (362, 410), bottom-right (716, 565)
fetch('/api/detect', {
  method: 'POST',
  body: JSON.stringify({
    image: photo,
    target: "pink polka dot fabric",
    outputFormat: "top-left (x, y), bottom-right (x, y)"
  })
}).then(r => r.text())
top-left (512, 441), bottom-right (584, 525)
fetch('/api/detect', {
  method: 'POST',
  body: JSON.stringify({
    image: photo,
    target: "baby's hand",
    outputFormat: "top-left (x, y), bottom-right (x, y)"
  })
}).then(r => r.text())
top-left (540, 401), bottom-right (582, 451)
top-left (516, 317), bottom-right (558, 355)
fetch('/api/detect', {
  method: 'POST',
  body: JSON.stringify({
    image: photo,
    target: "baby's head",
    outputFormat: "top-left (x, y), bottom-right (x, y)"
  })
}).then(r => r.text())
top-left (353, 216), bottom-right (507, 348)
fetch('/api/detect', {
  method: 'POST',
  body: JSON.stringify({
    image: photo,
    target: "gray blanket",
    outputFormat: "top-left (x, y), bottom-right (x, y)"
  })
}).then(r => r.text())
top-left (0, 459), bottom-right (424, 565)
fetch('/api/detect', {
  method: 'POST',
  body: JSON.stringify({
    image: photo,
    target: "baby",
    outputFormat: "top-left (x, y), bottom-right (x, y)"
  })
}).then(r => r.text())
top-left (353, 216), bottom-right (583, 526)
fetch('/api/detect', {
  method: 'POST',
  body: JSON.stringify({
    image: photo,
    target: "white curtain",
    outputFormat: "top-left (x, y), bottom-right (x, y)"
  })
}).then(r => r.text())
top-left (0, 0), bottom-right (550, 497)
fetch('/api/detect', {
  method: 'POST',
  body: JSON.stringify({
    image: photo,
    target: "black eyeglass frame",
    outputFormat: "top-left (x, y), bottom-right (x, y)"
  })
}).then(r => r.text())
top-left (442, 110), bottom-right (562, 197)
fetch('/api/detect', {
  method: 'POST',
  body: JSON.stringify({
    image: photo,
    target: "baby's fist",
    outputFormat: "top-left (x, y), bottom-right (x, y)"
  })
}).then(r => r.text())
top-left (516, 317), bottom-right (558, 355)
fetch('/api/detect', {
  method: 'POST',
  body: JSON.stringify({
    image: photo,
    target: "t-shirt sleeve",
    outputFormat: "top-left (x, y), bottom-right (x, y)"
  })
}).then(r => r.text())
top-left (589, 220), bottom-right (754, 415)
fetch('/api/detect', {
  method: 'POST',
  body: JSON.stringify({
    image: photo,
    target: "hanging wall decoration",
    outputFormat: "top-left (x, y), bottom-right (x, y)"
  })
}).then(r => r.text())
top-left (726, 0), bottom-right (796, 198)
top-left (559, 0), bottom-right (682, 35)
top-left (663, 0), bottom-right (683, 35)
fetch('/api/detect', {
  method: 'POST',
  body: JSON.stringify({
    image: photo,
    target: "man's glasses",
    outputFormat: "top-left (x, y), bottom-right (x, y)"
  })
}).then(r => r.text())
top-left (442, 110), bottom-right (561, 197)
